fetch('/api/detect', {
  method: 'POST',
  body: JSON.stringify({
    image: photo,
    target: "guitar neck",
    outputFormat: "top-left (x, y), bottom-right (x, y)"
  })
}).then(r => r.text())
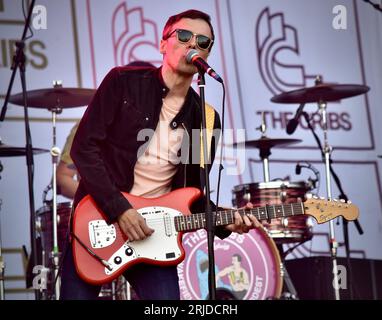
top-left (175, 202), bottom-right (305, 232)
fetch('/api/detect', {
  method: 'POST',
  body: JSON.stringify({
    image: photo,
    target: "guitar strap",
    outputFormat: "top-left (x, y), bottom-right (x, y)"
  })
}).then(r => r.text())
top-left (199, 103), bottom-right (216, 169)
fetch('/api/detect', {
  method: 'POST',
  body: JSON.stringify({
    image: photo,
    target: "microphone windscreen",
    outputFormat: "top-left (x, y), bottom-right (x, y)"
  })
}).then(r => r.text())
top-left (186, 49), bottom-right (198, 63)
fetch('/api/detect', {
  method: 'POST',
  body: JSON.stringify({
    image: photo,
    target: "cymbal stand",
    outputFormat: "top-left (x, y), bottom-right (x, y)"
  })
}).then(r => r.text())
top-left (256, 112), bottom-right (270, 182)
top-left (318, 98), bottom-right (340, 300)
top-left (49, 82), bottom-right (63, 300)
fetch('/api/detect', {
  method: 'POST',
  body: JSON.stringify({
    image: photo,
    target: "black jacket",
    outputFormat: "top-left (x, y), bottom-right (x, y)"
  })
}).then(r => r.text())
top-left (71, 65), bottom-right (230, 239)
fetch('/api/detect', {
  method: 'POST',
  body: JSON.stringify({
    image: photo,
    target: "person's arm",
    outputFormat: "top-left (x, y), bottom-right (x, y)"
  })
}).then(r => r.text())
top-left (56, 160), bottom-right (78, 199)
top-left (70, 67), bottom-right (153, 241)
top-left (70, 67), bottom-right (132, 222)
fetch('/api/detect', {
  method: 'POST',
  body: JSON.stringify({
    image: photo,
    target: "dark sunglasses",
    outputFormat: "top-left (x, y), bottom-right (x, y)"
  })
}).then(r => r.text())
top-left (165, 29), bottom-right (213, 51)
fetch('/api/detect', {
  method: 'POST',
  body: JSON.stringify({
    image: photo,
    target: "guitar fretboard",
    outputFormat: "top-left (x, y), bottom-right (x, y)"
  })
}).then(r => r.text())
top-left (174, 202), bottom-right (305, 232)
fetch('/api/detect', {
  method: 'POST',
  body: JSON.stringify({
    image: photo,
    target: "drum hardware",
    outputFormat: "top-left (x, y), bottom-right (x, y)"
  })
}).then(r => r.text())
top-left (0, 140), bottom-right (48, 300)
top-left (232, 110), bottom-right (302, 182)
top-left (232, 180), bottom-right (315, 299)
top-left (9, 83), bottom-right (95, 300)
top-left (278, 262), bottom-right (298, 300)
top-left (233, 181), bottom-right (314, 244)
top-left (35, 202), bottom-right (72, 298)
top-left (295, 161), bottom-right (320, 193)
top-left (232, 138), bottom-right (302, 183)
top-left (0, 163), bottom-right (2, 299)
top-left (271, 81), bottom-right (370, 104)
top-left (271, 76), bottom-right (370, 300)
top-left (8, 86), bottom-right (96, 109)
top-left (0, 142), bottom-right (49, 157)
top-left (0, 198), bottom-right (4, 300)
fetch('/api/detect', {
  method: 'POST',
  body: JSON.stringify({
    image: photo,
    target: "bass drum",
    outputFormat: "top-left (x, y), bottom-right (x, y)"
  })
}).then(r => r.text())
top-left (178, 227), bottom-right (283, 300)
top-left (232, 181), bottom-right (314, 244)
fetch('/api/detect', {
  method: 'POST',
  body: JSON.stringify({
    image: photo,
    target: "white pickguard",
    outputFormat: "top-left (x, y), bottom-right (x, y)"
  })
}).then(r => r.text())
top-left (103, 206), bottom-right (183, 275)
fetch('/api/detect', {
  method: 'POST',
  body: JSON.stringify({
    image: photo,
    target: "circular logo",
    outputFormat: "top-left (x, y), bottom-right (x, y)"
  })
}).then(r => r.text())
top-left (178, 228), bottom-right (282, 300)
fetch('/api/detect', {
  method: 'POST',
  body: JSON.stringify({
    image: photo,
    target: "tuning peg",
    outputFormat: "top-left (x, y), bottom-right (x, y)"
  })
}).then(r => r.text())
top-left (313, 195), bottom-right (318, 199)
top-left (340, 199), bottom-right (346, 203)
top-left (320, 196), bottom-right (325, 200)
top-left (348, 200), bottom-right (352, 204)
top-left (333, 199), bottom-right (338, 202)
top-left (306, 193), bottom-right (313, 199)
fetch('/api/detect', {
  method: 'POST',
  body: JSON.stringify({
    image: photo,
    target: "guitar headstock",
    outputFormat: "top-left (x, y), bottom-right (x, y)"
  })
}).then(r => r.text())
top-left (303, 195), bottom-right (359, 224)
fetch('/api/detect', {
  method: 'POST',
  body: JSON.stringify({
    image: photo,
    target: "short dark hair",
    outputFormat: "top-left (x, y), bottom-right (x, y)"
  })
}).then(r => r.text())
top-left (162, 9), bottom-right (215, 51)
top-left (232, 254), bottom-right (242, 262)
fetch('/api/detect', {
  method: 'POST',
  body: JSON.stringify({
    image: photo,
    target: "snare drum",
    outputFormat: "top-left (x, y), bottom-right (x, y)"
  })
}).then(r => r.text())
top-left (233, 181), bottom-right (313, 244)
top-left (36, 202), bottom-right (72, 267)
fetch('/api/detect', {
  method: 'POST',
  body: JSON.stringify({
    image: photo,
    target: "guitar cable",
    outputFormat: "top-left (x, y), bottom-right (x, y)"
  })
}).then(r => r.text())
top-left (71, 232), bottom-right (113, 271)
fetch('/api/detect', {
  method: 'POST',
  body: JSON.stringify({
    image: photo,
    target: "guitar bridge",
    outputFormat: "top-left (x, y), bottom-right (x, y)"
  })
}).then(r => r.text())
top-left (89, 220), bottom-right (116, 249)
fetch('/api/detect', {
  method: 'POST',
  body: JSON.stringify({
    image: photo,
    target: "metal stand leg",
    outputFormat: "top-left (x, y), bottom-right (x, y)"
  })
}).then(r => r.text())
top-left (0, 237), bottom-right (4, 300)
top-left (0, 198), bottom-right (5, 300)
top-left (50, 106), bottom-right (62, 300)
top-left (48, 82), bottom-right (65, 300)
top-left (318, 96), bottom-right (340, 300)
top-left (281, 263), bottom-right (299, 300)
top-left (277, 244), bottom-right (298, 300)
top-left (111, 280), bottom-right (116, 300)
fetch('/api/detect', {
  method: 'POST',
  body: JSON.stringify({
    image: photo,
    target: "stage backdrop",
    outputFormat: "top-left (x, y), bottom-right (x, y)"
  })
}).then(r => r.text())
top-left (0, 0), bottom-right (381, 299)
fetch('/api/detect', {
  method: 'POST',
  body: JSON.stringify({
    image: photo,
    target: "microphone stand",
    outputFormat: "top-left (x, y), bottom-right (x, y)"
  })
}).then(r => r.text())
top-left (0, 0), bottom-right (41, 300)
top-left (302, 111), bottom-right (363, 299)
top-left (198, 72), bottom-right (216, 300)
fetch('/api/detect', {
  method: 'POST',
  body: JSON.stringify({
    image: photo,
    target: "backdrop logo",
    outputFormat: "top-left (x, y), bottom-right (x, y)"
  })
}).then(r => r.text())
top-left (112, 1), bottom-right (162, 67)
top-left (178, 229), bottom-right (281, 300)
top-left (255, 7), bottom-right (318, 95)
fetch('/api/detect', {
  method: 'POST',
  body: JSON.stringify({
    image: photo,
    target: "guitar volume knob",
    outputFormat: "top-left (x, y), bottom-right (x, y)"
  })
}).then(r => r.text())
top-left (125, 247), bottom-right (133, 256)
top-left (114, 256), bottom-right (122, 265)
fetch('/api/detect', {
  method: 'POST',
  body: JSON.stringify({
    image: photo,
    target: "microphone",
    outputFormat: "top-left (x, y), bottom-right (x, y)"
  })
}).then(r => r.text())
top-left (186, 49), bottom-right (223, 83)
top-left (286, 103), bottom-right (305, 135)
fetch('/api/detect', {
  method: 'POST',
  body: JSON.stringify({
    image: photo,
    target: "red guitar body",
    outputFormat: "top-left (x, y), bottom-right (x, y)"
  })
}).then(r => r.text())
top-left (72, 187), bottom-right (201, 285)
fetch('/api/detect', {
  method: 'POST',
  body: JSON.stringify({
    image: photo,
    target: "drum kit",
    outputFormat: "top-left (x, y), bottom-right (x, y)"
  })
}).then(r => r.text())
top-left (0, 78), bottom-right (369, 300)
top-left (231, 78), bottom-right (369, 299)
top-left (2, 86), bottom-right (133, 300)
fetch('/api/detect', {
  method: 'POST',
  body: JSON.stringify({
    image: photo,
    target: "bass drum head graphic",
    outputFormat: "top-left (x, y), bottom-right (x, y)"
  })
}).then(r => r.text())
top-left (178, 227), bottom-right (283, 300)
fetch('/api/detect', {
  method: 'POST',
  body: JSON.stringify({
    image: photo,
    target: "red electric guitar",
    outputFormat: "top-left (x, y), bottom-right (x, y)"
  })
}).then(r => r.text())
top-left (72, 187), bottom-right (359, 285)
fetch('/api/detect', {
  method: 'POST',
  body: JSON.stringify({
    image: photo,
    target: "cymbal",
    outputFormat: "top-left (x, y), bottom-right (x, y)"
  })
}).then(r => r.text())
top-left (271, 83), bottom-right (370, 104)
top-left (232, 137), bottom-right (302, 149)
top-left (9, 87), bottom-right (96, 108)
top-left (0, 143), bottom-right (49, 157)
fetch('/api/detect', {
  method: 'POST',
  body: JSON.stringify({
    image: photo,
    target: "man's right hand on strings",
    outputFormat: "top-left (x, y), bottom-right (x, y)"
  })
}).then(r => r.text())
top-left (117, 209), bottom-right (155, 241)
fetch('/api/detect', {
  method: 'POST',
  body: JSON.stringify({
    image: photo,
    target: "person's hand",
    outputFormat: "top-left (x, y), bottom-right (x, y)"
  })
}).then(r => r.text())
top-left (117, 208), bottom-right (155, 241)
top-left (225, 202), bottom-right (262, 234)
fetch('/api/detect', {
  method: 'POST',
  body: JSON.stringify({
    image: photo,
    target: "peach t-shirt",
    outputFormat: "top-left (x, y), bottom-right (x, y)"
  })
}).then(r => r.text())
top-left (129, 100), bottom-right (185, 197)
